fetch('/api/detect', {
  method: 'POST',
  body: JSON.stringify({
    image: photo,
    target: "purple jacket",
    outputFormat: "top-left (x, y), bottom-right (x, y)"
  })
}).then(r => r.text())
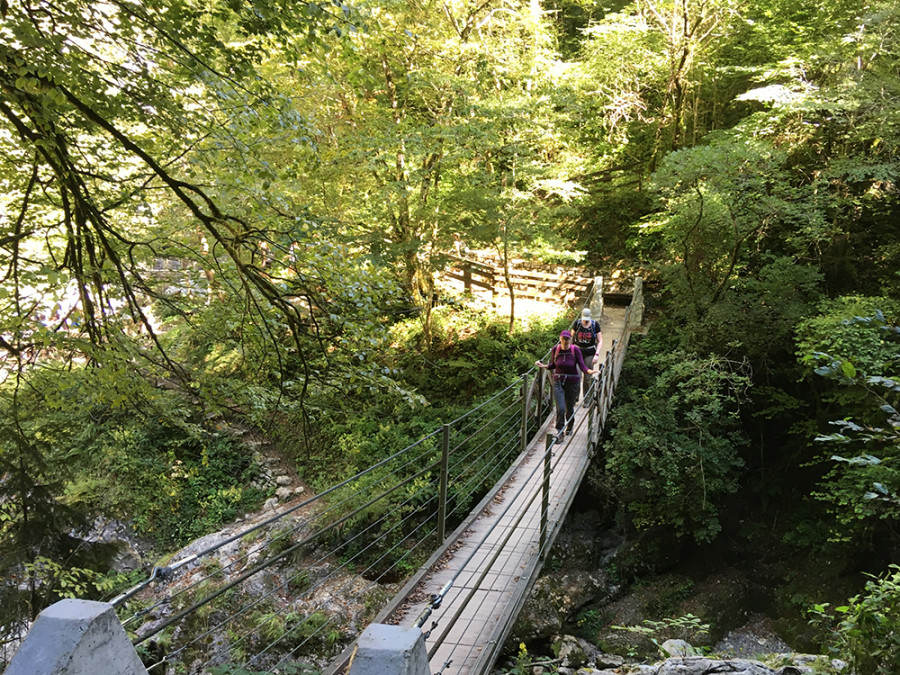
top-left (548, 345), bottom-right (589, 381)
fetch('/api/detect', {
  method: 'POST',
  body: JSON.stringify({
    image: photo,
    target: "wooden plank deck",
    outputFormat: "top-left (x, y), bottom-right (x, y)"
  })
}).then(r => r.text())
top-left (385, 307), bottom-right (627, 675)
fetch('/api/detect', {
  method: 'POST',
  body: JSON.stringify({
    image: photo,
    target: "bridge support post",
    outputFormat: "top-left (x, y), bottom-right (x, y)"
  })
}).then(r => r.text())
top-left (438, 423), bottom-right (450, 543)
top-left (348, 624), bottom-right (430, 675)
top-left (629, 277), bottom-right (644, 328)
top-left (5, 599), bottom-right (148, 675)
top-left (535, 369), bottom-right (545, 429)
top-left (591, 275), bottom-right (603, 318)
top-left (539, 434), bottom-right (552, 559)
top-left (520, 373), bottom-right (528, 455)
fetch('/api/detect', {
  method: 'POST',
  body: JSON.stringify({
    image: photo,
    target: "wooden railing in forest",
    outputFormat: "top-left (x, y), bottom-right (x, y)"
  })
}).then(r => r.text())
top-left (444, 255), bottom-right (593, 304)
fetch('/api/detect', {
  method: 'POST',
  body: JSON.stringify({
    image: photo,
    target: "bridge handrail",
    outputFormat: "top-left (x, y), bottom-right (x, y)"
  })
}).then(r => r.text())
top-left (6, 275), bottom-right (641, 675)
top-left (110, 427), bottom-right (444, 609)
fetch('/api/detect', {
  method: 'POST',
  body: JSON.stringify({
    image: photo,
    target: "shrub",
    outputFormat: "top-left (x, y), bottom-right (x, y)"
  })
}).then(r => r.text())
top-left (811, 565), bottom-right (900, 674)
top-left (602, 342), bottom-right (750, 542)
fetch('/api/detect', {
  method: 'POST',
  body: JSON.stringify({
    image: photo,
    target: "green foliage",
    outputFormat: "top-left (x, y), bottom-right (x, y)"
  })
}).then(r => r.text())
top-left (500, 642), bottom-right (558, 675)
top-left (210, 664), bottom-right (315, 675)
top-left (392, 304), bottom-right (566, 403)
top-left (574, 607), bottom-right (606, 640)
top-left (799, 309), bottom-right (900, 545)
top-left (811, 565), bottom-right (900, 674)
top-left (21, 557), bottom-right (123, 601)
top-left (1, 363), bottom-right (265, 551)
top-left (612, 614), bottom-right (711, 658)
top-left (797, 299), bottom-right (900, 377)
top-left (602, 339), bottom-right (750, 542)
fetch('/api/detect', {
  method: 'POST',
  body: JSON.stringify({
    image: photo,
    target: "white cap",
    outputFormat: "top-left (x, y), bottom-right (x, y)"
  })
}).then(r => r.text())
top-left (581, 308), bottom-right (592, 320)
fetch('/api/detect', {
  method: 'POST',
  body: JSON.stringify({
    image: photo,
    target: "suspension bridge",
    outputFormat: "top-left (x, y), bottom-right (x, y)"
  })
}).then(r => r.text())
top-left (6, 276), bottom-right (643, 675)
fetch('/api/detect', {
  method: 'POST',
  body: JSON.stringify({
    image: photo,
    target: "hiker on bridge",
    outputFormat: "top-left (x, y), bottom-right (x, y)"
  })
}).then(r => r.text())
top-left (535, 330), bottom-right (596, 441)
top-left (571, 308), bottom-right (602, 404)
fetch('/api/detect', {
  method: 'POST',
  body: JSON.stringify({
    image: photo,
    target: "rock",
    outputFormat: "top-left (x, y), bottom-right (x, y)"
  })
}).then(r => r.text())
top-left (263, 497), bottom-right (279, 511)
top-left (294, 486), bottom-right (306, 494)
top-left (275, 475), bottom-right (293, 486)
top-left (275, 487), bottom-right (293, 500)
top-left (655, 656), bottom-right (777, 675)
top-left (552, 635), bottom-right (592, 669)
top-left (594, 653), bottom-right (624, 669)
top-left (714, 614), bottom-right (793, 658)
top-left (595, 569), bottom-right (749, 659)
top-left (513, 570), bottom-right (610, 641)
top-left (74, 517), bottom-right (152, 573)
top-left (660, 639), bottom-right (694, 657)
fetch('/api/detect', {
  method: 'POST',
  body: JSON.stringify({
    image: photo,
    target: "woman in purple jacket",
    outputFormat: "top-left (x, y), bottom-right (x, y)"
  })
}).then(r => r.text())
top-left (535, 330), bottom-right (596, 441)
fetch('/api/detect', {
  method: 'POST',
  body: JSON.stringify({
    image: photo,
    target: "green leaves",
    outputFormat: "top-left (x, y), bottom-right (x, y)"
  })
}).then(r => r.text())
top-left (811, 564), bottom-right (900, 673)
top-left (601, 344), bottom-right (750, 543)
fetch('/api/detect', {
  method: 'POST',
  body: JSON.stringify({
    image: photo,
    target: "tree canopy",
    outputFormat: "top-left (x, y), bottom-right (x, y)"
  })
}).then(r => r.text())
top-left (4, 0), bottom-right (900, 666)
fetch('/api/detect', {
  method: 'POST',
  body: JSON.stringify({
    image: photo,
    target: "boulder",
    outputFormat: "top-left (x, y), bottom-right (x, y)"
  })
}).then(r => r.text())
top-left (595, 568), bottom-right (749, 659)
top-left (551, 635), bottom-right (592, 669)
top-left (714, 614), bottom-right (793, 658)
top-left (654, 656), bottom-right (784, 675)
top-left (549, 635), bottom-right (624, 672)
top-left (512, 570), bottom-right (611, 641)
top-left (660, 639), bottom-right (694, 657)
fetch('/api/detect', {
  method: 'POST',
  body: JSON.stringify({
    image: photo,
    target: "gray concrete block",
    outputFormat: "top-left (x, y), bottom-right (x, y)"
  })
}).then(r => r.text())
top-left (6, 599), bottom-right (148, 675)
top-left (348, 624), bottom-right (430, 675)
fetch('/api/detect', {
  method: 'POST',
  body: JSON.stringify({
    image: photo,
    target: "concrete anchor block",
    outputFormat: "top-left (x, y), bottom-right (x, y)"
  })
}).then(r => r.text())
top-left (348, 624), bottom-right (430, 675)
top-left (6, 599), bottom-right (148, 675)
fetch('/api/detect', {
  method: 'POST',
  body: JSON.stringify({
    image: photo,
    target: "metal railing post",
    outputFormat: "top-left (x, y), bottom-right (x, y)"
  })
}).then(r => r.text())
top-left (520, 373), bottom-right (529, 454)
top-left (540, 434), bottom-right (552, 559)
top-left (438, 424), bottom-right (450, 543)
top-left (587, 375), bottom-right (596, 455)
top-left (535, 369), bottom-right (544, 429)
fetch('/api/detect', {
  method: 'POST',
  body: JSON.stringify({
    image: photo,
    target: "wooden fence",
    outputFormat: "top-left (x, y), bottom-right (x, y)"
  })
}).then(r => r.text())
top-left (443, 255), bottom-right (594, 303)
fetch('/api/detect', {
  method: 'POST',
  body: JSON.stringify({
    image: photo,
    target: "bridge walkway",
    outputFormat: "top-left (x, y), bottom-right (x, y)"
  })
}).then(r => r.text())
top-left (4, 280), bottom-right (641, 675)
top-left (364, 306), bottom-right (628, 675)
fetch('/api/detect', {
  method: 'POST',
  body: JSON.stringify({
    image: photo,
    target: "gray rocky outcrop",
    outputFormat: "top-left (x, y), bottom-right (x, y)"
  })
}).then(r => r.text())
top-left (512, 511), bottom-right (622, 642)
top-left (513, 569), bottom-right (612, 641)
top-left (551, 635), bottom-right (624, 671)
top-left (647, 656), bottom-right (801, 675)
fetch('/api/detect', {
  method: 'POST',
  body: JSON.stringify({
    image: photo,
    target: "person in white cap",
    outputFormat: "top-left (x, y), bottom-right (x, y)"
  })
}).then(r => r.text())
top-left (571, 308), bottom-right (602, 405)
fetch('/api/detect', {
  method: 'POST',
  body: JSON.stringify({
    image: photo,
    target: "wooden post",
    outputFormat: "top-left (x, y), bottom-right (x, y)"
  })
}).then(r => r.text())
top-left (438, 424), bottom-right (450, 543)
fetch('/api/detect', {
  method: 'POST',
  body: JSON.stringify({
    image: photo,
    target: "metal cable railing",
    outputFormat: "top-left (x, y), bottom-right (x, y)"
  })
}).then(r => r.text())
top-left (165, 481), bottom-right (443, 672)
top-left (383, 282), bottom-right (641, 675)
top-left (123, 436), bottom-right (441, 639)
top-left (107, 352), bottom-right (546, 674)
top-left (0, 275), bottom-right (642, 675)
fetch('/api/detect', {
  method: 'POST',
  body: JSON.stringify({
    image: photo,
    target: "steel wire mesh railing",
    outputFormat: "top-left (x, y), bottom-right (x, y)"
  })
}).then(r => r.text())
top-left (4, 276), bottom-right (641, 675)
top-left (388, 284), bottom-right (641, 675)
top-left (108, 359), bottom-right (545, 674)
